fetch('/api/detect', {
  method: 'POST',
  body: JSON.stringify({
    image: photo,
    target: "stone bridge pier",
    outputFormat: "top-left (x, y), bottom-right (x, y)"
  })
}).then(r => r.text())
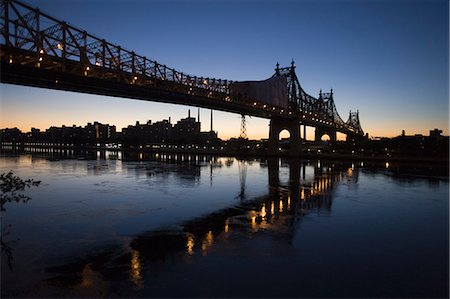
top-left (268, 117), bottom-right (301, 155)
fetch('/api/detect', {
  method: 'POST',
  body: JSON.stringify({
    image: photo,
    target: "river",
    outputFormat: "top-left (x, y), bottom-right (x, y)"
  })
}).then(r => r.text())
top-left (1, 150), bottom-right (448, 298)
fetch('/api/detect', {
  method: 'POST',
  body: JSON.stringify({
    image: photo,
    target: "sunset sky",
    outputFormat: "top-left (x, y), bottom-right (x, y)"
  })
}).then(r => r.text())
top-left (0, 0), bottom-right (448, 140)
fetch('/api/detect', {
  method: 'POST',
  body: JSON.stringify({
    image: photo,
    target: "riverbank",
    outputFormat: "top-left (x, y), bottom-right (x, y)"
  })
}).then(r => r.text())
top-left (1, 143), bottom-right (448, 164)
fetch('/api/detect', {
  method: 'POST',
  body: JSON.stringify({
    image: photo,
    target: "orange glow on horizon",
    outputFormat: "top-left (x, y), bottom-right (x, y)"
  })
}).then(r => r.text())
top-left (1, 85), bottom-right (447, 139)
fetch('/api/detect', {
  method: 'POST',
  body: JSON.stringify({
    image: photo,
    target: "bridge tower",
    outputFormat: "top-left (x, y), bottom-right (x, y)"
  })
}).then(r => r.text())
top-left (268, 61), bottom-right (302, 155)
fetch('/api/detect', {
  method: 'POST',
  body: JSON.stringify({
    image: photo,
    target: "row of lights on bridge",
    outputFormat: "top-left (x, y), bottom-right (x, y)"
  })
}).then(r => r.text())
top-left (15, 47), bottom-right (352, 132)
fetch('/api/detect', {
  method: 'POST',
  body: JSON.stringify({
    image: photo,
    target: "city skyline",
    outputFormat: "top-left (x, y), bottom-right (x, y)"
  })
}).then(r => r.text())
top-left (0, 0), bottom-right (448, 140)
top-left (1, 110), bottom-right (445, 140)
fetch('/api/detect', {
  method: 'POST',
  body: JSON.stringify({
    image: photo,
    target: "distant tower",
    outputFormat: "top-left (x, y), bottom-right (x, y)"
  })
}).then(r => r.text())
top-left (239, 114), bottom-right (247, 139)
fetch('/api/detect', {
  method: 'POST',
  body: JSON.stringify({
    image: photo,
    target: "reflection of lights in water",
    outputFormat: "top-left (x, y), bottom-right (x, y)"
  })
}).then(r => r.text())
top-left (80, 263), bottom-right (94, 287)
top-left (130, 250), bottom-right (143, 289)
top-left (118, 151), bottom-right (122, 160)
top-left (279, 201), bottom-right (283, 213)
top-left (318, 160), bottom-right (321, 169)
top-left (250, 214), bottom-right (257, 231)
top-left (96, 151), bottom-right (100, 159)
top-left (301, 189), bottom-right (305, 200)
top-left (139, 153), bottom-right (143, 160)
top-left (347, 168), bottom-right (353, 176)
top-left (385, 162), bottom-right (390, 169)
top-left (351, 163), bottom-right (355, 170)
top-left (287, 197), bottom-right (291, 209)
top-left (224, 219), bottom-right (229, 233)
top-left (271, 202), bottom-right (275, 214)
top-left (201, 230), bottom-right (214, 253)
top-left (186, 234), bottom-right (195, 255)
top-left (260, 204), bottom-right (266, 218)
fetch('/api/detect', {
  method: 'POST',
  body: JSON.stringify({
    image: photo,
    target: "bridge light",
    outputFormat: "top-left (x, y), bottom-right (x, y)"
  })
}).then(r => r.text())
top-left (39, 49), bottom-right (44, 54)
top-left (56, 43), bottom-right (63, 50)
top-left (86, 66), bottom-right (90, 71)
top-left (134, 76), bottom-right (138, 80)
top-left (8, 57), bottom-right (13, 64)
top-left (38, 57), bottom-right (43, 62)
top-left (253, 102), bottom-right (257, 106)
top-left (263, 104), bottom-right (267, 108)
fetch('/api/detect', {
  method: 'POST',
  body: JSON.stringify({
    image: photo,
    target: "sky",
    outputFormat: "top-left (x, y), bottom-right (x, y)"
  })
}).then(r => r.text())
top-left (0, 0), bottom-right (448, 140)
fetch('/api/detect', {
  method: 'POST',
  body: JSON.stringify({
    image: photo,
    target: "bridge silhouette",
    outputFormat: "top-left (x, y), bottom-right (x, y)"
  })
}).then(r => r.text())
top-left (0, 0), bottom-right (365, 154)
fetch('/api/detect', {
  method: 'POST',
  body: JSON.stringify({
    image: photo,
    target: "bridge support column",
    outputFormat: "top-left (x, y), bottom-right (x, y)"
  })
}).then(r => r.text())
top-left (268, 117), bottom-right (301, 155)
top-left (315, 126), bottom-right (336, 143)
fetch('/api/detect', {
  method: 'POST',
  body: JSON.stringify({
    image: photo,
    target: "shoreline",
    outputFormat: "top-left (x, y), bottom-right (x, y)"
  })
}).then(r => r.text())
top-left (1, 143), bottom-right (448, 164)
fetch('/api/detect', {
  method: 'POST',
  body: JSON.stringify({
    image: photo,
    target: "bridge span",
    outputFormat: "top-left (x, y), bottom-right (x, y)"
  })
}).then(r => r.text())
top-left (0, 0), bottom-right (365, 154)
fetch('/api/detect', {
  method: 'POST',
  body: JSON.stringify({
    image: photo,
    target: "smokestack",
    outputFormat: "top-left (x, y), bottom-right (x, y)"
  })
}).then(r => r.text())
top-left (210, 109), bottom-right (213, 132)
top-left (188, 109), bottom-right (190, 118)
top-left (198, 108), bottom-right (200, 123)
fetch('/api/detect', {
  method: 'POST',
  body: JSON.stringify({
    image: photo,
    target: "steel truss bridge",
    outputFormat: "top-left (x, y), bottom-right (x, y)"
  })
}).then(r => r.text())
top-left (0, 0), bottom-right (365, 154)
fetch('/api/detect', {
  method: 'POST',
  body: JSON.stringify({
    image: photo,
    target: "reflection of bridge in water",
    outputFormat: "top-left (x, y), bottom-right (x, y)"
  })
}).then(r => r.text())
top-left (27, 152), bottom-right (360, 291)
top-left (127, 158), bottom-right (355, 288)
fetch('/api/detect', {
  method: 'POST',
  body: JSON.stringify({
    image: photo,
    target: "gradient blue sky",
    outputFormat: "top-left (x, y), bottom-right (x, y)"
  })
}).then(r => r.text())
top-left (1, 0), bottom-right (448, 139)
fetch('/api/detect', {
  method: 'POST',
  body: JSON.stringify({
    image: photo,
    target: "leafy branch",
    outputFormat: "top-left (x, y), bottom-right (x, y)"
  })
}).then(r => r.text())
top-left (1, 171), bottom-right (41, 270)
top-left (0, 171), bottom-right (41, 211)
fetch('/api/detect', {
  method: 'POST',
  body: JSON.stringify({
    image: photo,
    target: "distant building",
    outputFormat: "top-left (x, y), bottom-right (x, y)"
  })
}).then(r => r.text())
top-left (199, 131), bottom-right (218, 143)
top-left (0, 128), bottom-right (24, 143)
top-left (85, 122), bottom-right (116, 144)
top-left (152, 119), bottom-right (171, 143)
top-left (430, 128), bottom-right (443, 138)
top-left (121, 119), bottom-right (172, 145)
top-left (171, 110), bottom-right (200, 144)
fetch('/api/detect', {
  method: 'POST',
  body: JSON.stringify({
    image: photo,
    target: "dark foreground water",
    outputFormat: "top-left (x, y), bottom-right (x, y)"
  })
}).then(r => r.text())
top-left (1, 150), bottom-right (448, 298)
